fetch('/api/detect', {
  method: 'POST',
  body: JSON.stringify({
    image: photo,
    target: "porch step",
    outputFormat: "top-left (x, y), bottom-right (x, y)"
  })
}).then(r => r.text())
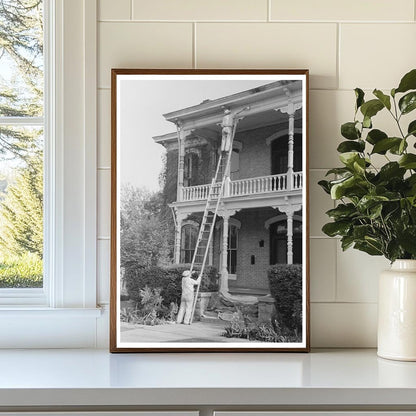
top-left (229, 287), bottom-right (270, 298)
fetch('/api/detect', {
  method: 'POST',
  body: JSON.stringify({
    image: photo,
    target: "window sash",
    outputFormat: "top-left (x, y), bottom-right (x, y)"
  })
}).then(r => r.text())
top-left (0, 0), bottom-right (49, 304)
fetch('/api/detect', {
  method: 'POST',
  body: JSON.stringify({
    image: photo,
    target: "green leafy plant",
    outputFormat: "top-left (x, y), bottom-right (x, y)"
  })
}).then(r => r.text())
top-left (319, 69), bottom-right (416, 262)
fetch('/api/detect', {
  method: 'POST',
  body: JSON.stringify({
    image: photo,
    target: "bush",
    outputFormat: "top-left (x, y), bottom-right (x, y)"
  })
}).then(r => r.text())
top-left (222, 309), bottom-right (300, 343)
top-left (0, 253), bottom-right (43, 288)
top-left (268, 264), bottom-right (302, 333)
top-left (125, 262), bottom-right (218, 308)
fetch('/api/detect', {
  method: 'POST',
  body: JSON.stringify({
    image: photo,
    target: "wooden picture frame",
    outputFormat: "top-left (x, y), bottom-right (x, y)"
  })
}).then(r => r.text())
top-left (110, 69), bottom-right (310, 352)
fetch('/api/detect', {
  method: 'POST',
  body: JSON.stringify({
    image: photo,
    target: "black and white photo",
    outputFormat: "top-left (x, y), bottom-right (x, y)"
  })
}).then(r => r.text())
top-left (110, 70), bottom-right (309, 352)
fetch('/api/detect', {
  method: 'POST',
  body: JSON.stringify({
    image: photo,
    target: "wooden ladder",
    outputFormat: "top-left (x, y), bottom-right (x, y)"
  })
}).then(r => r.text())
top-left (188, 125), bottom-right (237, 323)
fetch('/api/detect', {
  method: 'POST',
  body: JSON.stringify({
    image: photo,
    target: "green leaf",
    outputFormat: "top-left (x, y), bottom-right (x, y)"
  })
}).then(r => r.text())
top-left (337, 140), bottom-right (365, 153)
top-left (355, 88), bottom-right (365, 110)
top-left (363, 116), bottom-right (372, 129)
top-left (398, 227), bottom-right (416, 255)
top-left (369, 203), bottom-right (383, 220)
top-left (386, 240), bottom-right (402, 262)
top-left (399, 92), bottom-right (416, 115)
top-left (326, 203), bottom-right (356, 219)
top-left (407, 120), bottom-right (416, 137)
top-left (373, 89), bottom-right (391, 110)
top-left (354, 241), bottom-right (383, 256)
top-left (339, 152), bottom-right (360, 166)
top-left (357, 195), bottom-right (389, 212)
top-left (341, 235), bottom-right (354, 251)
top-left (371, 137), bottom-right (402, 154)
top-left (377, 162), bottom-right (406, 181)
top-left (341, 122), bottom-right (360, 140)
top-left (322, 221), bottom-right (351, 237)
top-left (353, 224), bottom-right (373, 239)
top-left (366, 129), bottom-right (387, 145)
top-left (389, 139), bottom-right (408, 155)
top-left (399, 154), bottom-right (416, 169)
top-left (395, 69), bottom-right (416, 94)
top-left (360, 99), bottom-right (384, 119)
top-left (325, 167), bottom-right (351, 176)
top-left (318, 180), bottom-right (331, 194)
top-left (330, 175), bottom-right (360, 200)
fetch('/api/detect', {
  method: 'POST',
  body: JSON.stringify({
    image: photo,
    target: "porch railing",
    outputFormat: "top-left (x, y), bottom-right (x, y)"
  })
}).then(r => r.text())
top-left (181, 172), bottom-right (302, 202)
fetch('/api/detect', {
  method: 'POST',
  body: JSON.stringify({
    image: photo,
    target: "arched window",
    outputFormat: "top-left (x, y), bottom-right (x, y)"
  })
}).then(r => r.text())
top-left (184, 152), bottom-right (199, 187)
top-left (271, 133), bottom-right (302, 174)
top-left (180, 223), bottom-right (198, 264)
top-left (269, 219), bottom-right (302, 264)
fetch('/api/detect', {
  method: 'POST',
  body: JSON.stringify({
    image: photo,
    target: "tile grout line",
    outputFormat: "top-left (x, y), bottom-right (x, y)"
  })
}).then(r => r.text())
top-left (130, 0), bottom-right (133, 20)
top-left (336, 22), bottom-right (340, 90)
top-left (97, 19), bottom-right (415, 24)
top-left (192, 22), bottom-right (197, 69)
top-left (267, 0), bottom-right (271, 22)
top-left (334, 231), bottom-right (338, 303)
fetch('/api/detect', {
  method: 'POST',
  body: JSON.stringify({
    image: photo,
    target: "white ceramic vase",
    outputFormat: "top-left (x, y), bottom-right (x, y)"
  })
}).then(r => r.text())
top-left (378, 259), bottom-right (416, 361)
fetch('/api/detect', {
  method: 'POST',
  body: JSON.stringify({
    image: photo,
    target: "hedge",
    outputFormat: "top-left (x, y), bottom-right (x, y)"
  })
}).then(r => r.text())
top-left (268, 264), bottom-right (302, 332)
top-left (125, 262), bottom-right (218, 307)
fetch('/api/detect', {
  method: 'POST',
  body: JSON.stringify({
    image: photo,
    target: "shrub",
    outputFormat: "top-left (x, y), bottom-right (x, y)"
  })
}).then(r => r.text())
top-left (268, 264), bottom-right (302, 333)
top-left (222, 310), bottom-right (300, 343)
top-left (0, 253), bottom-right (43, 288)
top-left (124, 262), bottom-right (218, 308)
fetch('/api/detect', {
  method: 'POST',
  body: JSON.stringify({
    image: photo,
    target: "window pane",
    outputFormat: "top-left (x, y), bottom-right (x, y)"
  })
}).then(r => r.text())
top-left (0, 0), bottom-right (45, 290)
top-left (0, 127), bottom-right (43, 288)
top-left (0, 0), bottom-right (44, 117)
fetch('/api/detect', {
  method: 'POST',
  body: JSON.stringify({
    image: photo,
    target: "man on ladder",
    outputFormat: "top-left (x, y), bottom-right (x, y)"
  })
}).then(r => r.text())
top-left (221, 109), bottom-right (235, 153)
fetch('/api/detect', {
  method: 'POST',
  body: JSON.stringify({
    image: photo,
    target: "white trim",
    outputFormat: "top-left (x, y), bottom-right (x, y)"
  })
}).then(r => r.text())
top-left (265, 214), bottom-right (302, 229)
top-left (265, 127), bottom-right (302, 146)
top-left (0, 0), bottom-right (98, 347)
top-left (0, 117), bottom-right (44, 125)
top-left (215, 218), bottom-right (242, 229)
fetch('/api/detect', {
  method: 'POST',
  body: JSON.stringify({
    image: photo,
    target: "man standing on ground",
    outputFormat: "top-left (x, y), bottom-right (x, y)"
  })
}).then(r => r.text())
top-left (176, 270), bottom-right (201, 325)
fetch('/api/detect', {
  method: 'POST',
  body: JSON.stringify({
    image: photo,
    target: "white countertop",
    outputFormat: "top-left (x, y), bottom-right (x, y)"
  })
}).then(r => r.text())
top-left (0, 349), bottom-right (416, 408)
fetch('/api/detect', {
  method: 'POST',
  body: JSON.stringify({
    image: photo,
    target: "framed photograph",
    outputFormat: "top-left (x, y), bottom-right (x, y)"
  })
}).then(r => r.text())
top-left (110, 69), bottom-right (310, 352)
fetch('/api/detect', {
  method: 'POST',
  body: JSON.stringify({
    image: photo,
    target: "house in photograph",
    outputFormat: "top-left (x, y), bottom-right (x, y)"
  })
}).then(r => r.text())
top-left (153, 80), bottom-right (304, 301)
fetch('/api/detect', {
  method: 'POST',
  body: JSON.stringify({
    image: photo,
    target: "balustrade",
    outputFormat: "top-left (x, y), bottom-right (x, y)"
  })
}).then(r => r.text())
top-left (181, 172), bottom-right (302, 202)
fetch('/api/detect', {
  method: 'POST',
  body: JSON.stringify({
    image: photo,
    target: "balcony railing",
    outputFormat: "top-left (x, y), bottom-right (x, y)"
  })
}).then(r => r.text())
top-left (181, 172), bottom-right (302, 202)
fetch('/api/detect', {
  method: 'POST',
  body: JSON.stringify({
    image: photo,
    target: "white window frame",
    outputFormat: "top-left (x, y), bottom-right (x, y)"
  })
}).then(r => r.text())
top-left (216, 218), bottom-right (241, 281)
top-left (0, 0), bottom-right (100, 348)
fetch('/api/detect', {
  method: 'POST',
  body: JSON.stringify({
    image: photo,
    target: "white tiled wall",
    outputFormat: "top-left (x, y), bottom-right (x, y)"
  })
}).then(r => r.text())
top-left (96, 0), bottom-right (416, 347)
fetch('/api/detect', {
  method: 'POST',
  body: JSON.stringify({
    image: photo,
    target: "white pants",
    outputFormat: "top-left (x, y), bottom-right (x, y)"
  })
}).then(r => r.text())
top-left (176, 294), bottom-right (194, 324)
top-left (221, 127), bottom-right (232, 152)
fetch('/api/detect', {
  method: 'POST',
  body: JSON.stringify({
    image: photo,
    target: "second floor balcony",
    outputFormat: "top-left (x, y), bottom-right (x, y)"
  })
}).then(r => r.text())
top-left (180, 171), bottom-right (302, 202)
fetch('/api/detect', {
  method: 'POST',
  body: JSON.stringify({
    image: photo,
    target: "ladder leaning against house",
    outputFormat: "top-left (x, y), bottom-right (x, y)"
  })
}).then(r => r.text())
top-left (184, 123), bottom-right (238, 324)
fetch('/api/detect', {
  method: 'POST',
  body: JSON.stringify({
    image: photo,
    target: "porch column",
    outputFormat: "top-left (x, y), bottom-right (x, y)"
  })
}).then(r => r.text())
top-left (278, 95), bottom-right (302, 191)
top-left (286, 210), bottom-right (293, 265)
top-left (208, 232), bottom-right (214, 266)
top-left (220, 214), bottom-right (230, 294)
top-left (287, 111), bottom-right (295, 191)
top-left (176, 124), bottom-right (190, 202)
top-left (174, 212), bottom-right (186, 264)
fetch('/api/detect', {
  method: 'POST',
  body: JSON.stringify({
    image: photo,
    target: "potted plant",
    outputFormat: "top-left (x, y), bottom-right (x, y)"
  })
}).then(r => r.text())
top-left (319, 68), bottom-right (416, 361)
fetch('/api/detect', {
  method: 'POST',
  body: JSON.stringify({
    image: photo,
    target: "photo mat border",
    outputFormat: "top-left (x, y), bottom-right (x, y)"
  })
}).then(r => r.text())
top-left (110, 69), bottom-right (310, 353)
